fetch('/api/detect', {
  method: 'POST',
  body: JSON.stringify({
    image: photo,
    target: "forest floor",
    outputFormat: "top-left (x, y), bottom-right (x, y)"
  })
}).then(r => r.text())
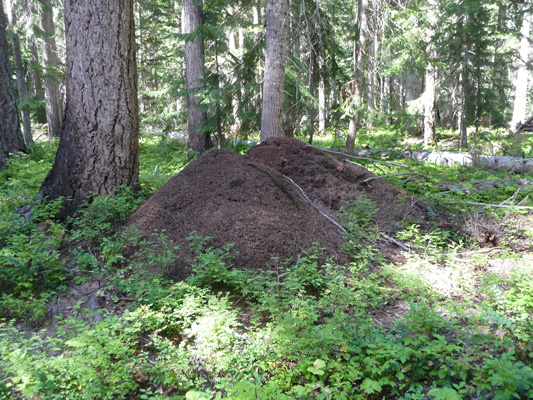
top-left (0, 131), bottom-right (532, 400)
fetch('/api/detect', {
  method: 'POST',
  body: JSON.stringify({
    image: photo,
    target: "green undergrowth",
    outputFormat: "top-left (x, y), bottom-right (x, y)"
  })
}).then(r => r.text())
top-left (0, 133), bottom-right (532, 399)
top-left (310, 125), bottom-right (533, 157)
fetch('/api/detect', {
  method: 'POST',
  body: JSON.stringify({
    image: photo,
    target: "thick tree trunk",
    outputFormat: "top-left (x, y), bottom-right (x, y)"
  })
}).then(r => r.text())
top-left (260, 0), bottom-right (290, 142)
top-left (41, 0), bottom-right (139, 217)
top-left (510, 11), bottom-right (531, 130)
top-left (183, 0), bottom-right (210, 153)
top-left (0, 1), bottom-right (26, 155)
top-left (39, 0), bottom-right (63, 139)
top-left (0, 134), bottom-right (7, 169)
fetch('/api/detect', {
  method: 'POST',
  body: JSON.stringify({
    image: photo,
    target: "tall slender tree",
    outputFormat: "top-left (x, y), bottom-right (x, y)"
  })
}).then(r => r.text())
top-left (183, 0), bottom-right (210, 153)
top-left (423, 0), bottom-right (437, 145)
top-left (346, 0), bottom-right (369, 155)
top-left (0, 0), bottom-right (26, 157)
top-left (5, 0), bottom-right (33, 146)
top-left (510, 10), bottom-right (531, 129)
top-left (41, 0), bottom-right (139, 217)
top-left (39, 0), bottom-right (63, 139)
top-left (260, 0), bottom-right (290, 141)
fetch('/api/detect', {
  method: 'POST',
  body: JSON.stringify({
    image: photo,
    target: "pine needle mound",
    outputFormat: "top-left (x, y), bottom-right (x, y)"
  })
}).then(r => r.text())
top-left (127, 149), bottom-right (344, 281)
top-left (247, 137), bottom-right (427, 230)
top-left (127, 138), bottom-right (427, 280)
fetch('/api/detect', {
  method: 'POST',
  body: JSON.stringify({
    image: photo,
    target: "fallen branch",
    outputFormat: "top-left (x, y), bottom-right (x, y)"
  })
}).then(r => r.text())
top-left (282, 175), bottom-right (347, 233)
top-left (362, 172), bottom-right (418, 184)
top-left (440, 178), bottom-right (533, 194)
top-left (444, 201), bottom-right (533, 210)
top-left (320, 148), bottom-right (430, 179)
top-left (324, 148), bottom-right (533, 174)
top-left (379, 232), bottom-right (412, 252)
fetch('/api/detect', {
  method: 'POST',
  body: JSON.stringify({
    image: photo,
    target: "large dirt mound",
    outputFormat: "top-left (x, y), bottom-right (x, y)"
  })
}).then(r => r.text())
top-left (246, 137), bottom-right (427, 231)
top-left (127, 149), bottom-right (344, 281)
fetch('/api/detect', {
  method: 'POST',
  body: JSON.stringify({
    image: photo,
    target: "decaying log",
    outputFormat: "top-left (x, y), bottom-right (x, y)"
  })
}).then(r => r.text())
top-left (439, 178), bottom-right (533, 194)
top-left (345, 149), bottom-right (533, 173)
top-left (516, 116), bottom-right (533, 132)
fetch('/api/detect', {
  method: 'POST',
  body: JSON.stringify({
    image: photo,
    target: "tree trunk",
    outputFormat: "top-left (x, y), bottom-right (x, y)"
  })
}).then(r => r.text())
top-left (260, 0), bottom-right (290, 142)
top-left (458, 43), bottom-right (468, 148)
top-left (41, 0), bottom-right (139, 217)
top-left (39, 0), bottom-right (63, 139)
top-left (491, 5), bottom-right (506, 125)
top-left (510, 11), bottom-right (531, 130)
top-left (0, 1), bottom-right (26, 155)
top-left (423, 64), bottom-right (436, 145)
top-left (316, 1), bottom-right (326, 135)
top-left (404, 70), bottom-right (424, 132)
top-left (11, 32), bottom-right (33, 146)
top-left (183, 0), bottom-right (210, 153)
top-left (5, 0), bottom-right (32, 145)
top-left (423, 0), bottom-right (437, 146)
top-left (30, 36), bottom-right (44, 99)
top-left (345, 0), bottom-right (369, 155)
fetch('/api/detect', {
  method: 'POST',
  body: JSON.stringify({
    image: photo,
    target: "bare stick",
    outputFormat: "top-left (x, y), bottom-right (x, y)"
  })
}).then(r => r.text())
top-left (320, 147), bottom-right (430, 179)
top-left (362, 172), bottom-right (417, 184)
top-left (444, 201), bottom-right (533, 210)
top-left (379, 232), bottom-right (412, 252)
top-left (283, 175), bottom-right (347, 233)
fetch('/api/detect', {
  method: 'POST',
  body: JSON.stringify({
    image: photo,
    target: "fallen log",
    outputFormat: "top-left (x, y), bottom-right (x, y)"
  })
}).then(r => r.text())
top-left (439, 178), bottom-right (533, 193)
top-left (340, 149), bottom-right (533, 173)
top-left (516, 115), bottom-right (533, 132)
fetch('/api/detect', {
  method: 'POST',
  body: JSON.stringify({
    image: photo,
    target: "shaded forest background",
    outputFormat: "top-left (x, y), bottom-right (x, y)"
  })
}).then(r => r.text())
top-left (2, 0), bottom-right (533, 152)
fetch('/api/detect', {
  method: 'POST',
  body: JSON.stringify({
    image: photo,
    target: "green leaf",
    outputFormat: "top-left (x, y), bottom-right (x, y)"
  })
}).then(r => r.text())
top-left (428, 387), bottom-right (461, 400)
top-left (65, 339), bottom-right (85, 348)
top-left (360, 378), bottom-right (382, 394)
top-left (186, 390), bottom-right (212, 400)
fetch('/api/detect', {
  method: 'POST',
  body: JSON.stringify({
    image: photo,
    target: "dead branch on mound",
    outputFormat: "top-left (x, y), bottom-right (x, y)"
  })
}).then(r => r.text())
top-left (282, 174), bottom-right (347, 233)
top-left (320, 148), bottom-right (430, 180)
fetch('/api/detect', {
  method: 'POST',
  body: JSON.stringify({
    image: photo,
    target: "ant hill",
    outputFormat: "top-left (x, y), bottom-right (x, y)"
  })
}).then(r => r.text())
top-left (126, 137), bottom-right (428, 280)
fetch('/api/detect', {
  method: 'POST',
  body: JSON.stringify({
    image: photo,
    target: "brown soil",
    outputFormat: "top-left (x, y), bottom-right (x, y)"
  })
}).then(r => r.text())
top-left (127, 149), bottom-right (344, 281)
top-left (246, 137), bottom-right (427, 231)
top-left (126, 137), bottom-right (428, 280)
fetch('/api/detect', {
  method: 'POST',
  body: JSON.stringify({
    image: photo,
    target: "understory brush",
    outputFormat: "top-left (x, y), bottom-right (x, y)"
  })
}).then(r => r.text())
top-left (2, 231), bottom-right (532, 399)
top-left (1, 135), bottom-right (533, 399)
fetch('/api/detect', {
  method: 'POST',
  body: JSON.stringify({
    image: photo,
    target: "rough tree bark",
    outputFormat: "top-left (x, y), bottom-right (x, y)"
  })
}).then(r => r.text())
top-left (183, 0), bottom-right (210, 153)
top-left (260, 0), bottom-right (290, 142)
top-left (41, 0), bottom-right (139, 217)
top-left (0, 1), bottom-right (26, 156)
top-left (39, 0), bottom-right (63, 139)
